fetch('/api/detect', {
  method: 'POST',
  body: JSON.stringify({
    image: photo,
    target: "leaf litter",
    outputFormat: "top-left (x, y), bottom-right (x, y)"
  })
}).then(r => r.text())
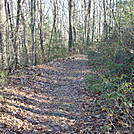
top-left (0, 55), bottom-right (107, 134)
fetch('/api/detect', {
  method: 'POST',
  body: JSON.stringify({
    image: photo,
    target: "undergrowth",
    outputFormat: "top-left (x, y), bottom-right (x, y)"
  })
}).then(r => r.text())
top-left (0, 70), bottom-right (8, 102)
top-left (85, 46), bottom-right (134, 133)
top-left (0, 70), bottom-right (7, 86)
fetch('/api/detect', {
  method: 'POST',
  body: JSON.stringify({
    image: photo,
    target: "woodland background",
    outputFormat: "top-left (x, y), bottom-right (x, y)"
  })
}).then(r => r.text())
top-left (0, 0), bottom-right (134, 133)
top-left (0, 0), bottom-right (133, 70)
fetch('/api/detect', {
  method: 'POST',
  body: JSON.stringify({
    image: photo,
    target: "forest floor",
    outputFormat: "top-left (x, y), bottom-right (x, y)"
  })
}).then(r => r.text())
top-left (0, 55), bottom-right (107, 134)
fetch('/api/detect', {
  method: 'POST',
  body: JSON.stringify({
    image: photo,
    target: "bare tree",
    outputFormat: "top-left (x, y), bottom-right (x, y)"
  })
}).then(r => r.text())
top-left (68, 0), bottom-right (73, 53)
top-left (86, 0), bottom-right (91, 45)
top-left (13, 0), bottom-right (21, 69)
top-left (0, 0), bottom-right (7, 69)
top-left (91, 0), bottom-right (96, 43)
top-left (39, 0), bottom-right (45, 62)
top-left (21, 0), bottom-right (28, 64)
top-left (31, 0), bottom-right (36, 65)
top-left (103, 0), bottom-right (108, 40)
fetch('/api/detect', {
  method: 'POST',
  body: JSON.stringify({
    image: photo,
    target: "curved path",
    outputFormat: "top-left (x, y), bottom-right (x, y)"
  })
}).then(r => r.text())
top-left (0, 55), bottom-right (105, 133)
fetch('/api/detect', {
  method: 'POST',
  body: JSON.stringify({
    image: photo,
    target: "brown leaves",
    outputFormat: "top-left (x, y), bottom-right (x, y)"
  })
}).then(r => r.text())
top-left (0, 55), bottom-right (106, 133)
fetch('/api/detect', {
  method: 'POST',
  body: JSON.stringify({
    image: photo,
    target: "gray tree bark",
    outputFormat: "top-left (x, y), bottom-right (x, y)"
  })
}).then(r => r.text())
top-left (86, 0), bottom-right (91, 45)
top-left (0, 0), bottom-right (7, 69)
top-left (68, 0), bottom-right (73, 53)
top-left (31, 0), bottom-right (36, 65)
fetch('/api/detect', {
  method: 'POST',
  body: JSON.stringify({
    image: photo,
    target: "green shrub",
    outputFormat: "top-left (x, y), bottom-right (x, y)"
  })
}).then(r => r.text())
top-left (0, 70), bottom-right (7, 85)
top-left (85, 48), bottom-right (134, 133)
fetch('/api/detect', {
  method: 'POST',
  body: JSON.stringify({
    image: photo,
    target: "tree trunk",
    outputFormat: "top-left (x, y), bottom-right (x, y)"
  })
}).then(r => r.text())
top-left (0, 0), bottom-right (7, 69)
top-left (68, 0), bottom-right (73, 53)
top-left (31, 0), bottom-right (36, 65)
top-left (21, 5), bottom-right (28, 64)
top-left (91, 0), bottom-right (96, 43)
top-left (39, 0), bottom-right (45, 63)
top-left (13, 0), bottom-right (21, 69)
top-left (103, 0), bottom-right (108, 40)
top-left (86, 0), bottom-right (91, 45)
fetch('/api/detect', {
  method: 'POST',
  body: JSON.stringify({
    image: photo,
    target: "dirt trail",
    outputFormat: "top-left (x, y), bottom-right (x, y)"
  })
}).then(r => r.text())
top-left (0, 55), bottom-right (105, 134)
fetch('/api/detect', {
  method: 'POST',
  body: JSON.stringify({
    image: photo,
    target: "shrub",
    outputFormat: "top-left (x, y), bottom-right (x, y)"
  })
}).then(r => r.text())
top-left (0, 70), bottom-right (7, 86)
top-left (85, 47), bottom-right (134, 133)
